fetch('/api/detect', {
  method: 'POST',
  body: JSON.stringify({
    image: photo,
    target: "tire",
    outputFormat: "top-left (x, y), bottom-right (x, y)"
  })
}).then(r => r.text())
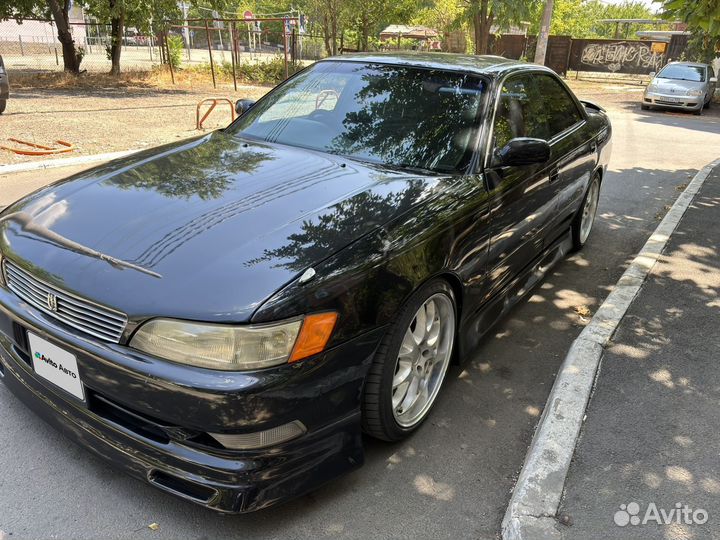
top-left (362, 279), bottom-right (457, 441)
top-left (704, 98), bottom-right (711, 110)
top-left (0, 100), bottom-right (6, 114)
top-left (571, 173), bottom-right (601, 251)
top-left (641, 103), bottom-right (650, 111)
top-left (693, 107), bottom-right (702, 116)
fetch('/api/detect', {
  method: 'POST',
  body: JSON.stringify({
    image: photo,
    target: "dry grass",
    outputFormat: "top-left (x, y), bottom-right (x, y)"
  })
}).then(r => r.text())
top-left (9, 66), bottom-right (277, 93)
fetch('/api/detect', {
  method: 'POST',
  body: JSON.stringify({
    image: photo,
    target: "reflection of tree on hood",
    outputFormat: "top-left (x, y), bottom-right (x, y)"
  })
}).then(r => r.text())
top-left (331, 67), bottom-right (482, 172)
top-left (249, 180), bottom-right (426, 272)
top-left (107, 134), bottom-right (273, 200)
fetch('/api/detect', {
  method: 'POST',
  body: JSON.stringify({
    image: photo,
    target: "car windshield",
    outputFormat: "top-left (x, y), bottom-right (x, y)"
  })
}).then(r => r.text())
top-left (657, 64), bottom-right (706, 82)
top-left (226, 61), bottom-right (488, 174)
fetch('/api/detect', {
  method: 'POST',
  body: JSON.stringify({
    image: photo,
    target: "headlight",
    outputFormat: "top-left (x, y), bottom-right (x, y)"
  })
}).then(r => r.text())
top-left (646, 83), bottom-right (658, 92)
top-left (0, 251), bottom-right (5, 287)
top-left (686, 89), bottom-right (703, 97)
top-left (130, 312), bottom-right (337, 370)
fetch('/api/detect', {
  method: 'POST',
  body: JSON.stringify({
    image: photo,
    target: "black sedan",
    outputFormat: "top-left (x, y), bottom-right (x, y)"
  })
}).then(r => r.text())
top-left (0, 53), bottom-right (611, 512)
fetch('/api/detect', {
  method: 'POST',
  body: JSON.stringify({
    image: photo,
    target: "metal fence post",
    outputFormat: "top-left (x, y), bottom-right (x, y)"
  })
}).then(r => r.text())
top-left (205, 20), bottom-right (216, 89)
top-left (229, 22), bottom-right (237, 91)
top-left (283, 30), bottom-right (289, 79)
top-left (18, 35), bottom-right (24, 56)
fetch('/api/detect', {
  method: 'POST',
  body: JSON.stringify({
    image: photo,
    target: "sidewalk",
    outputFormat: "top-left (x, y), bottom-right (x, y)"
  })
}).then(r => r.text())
top-left (558, 164), bottom-right (720, 539)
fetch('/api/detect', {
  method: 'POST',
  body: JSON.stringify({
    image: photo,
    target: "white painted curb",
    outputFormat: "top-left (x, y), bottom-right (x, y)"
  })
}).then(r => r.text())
top-left (502, 157), bottom-right (720, 540)
top-left (0, 149), bottom-right (141, 175)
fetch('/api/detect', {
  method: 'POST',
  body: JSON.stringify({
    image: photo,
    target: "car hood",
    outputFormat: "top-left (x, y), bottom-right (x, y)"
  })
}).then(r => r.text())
top-left (653, 78), bottom-right (705, 93)
top-left (0, 132), bottom-right (441, 322)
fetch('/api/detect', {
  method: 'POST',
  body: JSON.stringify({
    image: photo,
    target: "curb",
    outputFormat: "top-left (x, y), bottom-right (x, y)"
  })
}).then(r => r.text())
top-left (0, 149), bottom-right (141, 175)
top-left (502, 157), bottom-right (720, 540)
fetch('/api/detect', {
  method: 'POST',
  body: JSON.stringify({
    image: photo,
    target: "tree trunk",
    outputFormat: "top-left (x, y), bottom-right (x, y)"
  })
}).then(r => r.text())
top-left (46, 0), bottom-right (81, 73)
top-left (534, 0), bottom-right (554, 64)
top-left (322, 14), bottom-right (332, 57)
top-left (471, 0), bottom-right (493, 55)
top-left (109, 6), bottom-right (125, 76)
top-left (330, 9), bottom-right (338, 55)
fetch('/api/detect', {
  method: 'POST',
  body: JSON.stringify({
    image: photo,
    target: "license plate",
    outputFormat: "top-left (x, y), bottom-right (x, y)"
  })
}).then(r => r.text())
top-left (28, 332), bottom-right (85, 401)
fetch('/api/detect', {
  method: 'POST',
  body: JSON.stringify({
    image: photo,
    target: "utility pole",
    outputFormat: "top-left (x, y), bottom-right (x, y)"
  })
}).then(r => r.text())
top-left (534, 0), bottom-right (554, 65)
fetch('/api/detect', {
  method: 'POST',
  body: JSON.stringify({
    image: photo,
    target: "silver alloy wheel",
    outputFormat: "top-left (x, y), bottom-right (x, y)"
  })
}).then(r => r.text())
top-left (579, 177), bottom-right (600, 244)
top-left (391, 293), bottom-right (455, 428)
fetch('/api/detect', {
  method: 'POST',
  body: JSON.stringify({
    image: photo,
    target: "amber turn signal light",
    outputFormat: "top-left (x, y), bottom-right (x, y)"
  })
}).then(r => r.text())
top-left (289, 312), bottom-right (338, 362)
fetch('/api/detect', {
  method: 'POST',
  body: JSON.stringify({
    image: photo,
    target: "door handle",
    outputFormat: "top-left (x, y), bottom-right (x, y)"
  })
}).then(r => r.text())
top-left (549, 169), bottom-right (560, 183)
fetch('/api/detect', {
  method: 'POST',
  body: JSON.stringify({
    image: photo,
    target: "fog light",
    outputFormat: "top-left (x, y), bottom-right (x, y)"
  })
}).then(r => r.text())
top-left (209, 421), bottom-right (306, 450)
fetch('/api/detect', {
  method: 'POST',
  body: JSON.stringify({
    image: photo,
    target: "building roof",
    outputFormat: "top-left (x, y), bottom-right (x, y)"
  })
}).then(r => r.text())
top-left (379, 25), bottom-right (439, 40)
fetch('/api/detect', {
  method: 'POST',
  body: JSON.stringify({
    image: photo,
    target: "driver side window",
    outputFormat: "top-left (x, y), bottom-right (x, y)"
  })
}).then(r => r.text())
top-left (492, 74), bottom-right (550, 152)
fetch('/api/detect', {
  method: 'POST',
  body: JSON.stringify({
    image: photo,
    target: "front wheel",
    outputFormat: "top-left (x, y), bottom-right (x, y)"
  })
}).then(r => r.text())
top-left (571, 173), bottom-right (601, 251)
top-left (362, 279), bottom-right (456, 441)
top-left (0, 100), bottom-right (6, 114)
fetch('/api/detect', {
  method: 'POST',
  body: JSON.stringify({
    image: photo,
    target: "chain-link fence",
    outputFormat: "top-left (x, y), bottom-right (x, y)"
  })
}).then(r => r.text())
top-left (0, 19), bottom-right (162, 74)
top-left (0, 16), bottom-right (334, 84)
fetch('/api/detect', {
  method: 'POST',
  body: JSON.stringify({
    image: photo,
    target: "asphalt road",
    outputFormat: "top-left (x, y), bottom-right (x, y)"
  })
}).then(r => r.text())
top-left (1, 99), bottom-right (720, 540)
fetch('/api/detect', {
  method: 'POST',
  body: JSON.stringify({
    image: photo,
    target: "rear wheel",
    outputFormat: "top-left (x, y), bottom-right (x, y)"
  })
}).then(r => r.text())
top-left (0, 100), bottom-right (6, 114)
top-left (571, 173), bottom-right (601, 251)
top-left (362, 279), bottom-right (456, 441)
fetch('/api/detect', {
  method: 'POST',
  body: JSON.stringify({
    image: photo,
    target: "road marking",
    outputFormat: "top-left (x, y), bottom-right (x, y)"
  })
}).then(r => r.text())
top-left (502, 157), bottom-right (720, 540)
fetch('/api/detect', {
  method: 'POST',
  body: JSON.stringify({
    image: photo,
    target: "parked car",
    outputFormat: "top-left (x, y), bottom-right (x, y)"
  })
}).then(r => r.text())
top-left (0, 53), bottom-right (611, 512)
top-left (0, 54), bottom-right (8, 114)
top-left (642, 61), bottom-right (717, 115)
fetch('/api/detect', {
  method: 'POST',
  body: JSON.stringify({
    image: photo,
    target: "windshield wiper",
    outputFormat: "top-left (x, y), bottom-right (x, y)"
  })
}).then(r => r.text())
top-left (0, 211), bottom-right (162, 278)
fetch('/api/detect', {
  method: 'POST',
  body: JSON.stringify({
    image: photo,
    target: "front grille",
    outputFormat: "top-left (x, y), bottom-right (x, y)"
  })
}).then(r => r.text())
top-left (3, 261), bottom-right (127, 343)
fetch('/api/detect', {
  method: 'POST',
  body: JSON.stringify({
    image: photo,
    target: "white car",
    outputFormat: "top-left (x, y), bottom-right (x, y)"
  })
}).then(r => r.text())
top-left (642, 62), bottom-right (717, 115)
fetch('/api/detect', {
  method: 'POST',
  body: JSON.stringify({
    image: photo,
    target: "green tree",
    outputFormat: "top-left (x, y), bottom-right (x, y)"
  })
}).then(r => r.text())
top-left (412, 0), bottom-right (465, 37)
top-left (84, 0), bottom-right (178, 75)
top-left (659, 0), bottom-right (720, 61)
top-left (466, 0), bottom-right (539, 54)
top-left (0, 0), bottom-right (83, 73)
top-left (527, 0), bottom-right (657, 39)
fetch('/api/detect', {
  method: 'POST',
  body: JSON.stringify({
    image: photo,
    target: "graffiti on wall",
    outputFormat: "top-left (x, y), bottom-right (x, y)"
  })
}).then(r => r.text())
top-left (577, 40), bottom-right (664, 74)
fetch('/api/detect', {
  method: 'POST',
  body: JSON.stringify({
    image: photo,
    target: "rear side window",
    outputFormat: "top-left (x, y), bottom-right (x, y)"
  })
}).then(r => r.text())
top-left (492, 72), bottom-right (583, 150)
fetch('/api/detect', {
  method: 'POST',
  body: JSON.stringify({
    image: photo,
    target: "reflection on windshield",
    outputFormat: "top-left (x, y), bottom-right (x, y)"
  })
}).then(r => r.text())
top-left (658, 64), bottom-right (706, 82)
top-left (227, 61), bottom-right (487, 174)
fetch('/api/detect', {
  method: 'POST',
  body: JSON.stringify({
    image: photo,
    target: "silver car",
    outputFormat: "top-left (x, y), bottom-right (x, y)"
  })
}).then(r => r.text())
top-left (642, 62), bottom-right (717, 115)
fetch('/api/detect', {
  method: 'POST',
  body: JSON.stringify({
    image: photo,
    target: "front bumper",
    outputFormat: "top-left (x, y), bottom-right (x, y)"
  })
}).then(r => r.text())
top-left (0, 287), bottom-right (383, 512)
top-left (643, 91), bottom-right (703, 110)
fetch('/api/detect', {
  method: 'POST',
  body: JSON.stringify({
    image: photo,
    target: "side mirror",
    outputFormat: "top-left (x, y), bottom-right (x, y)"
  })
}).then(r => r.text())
top-left (495, 138), bottom-right (550, 167)
top-left (710, 77), bottom-right (718, 84)
top-left (235, 99), bottom-right (256, 115)
top-left (649, 71), bottom-right (656, 78)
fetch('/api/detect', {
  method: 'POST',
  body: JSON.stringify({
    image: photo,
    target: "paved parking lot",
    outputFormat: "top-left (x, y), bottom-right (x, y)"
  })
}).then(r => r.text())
top-left (1, 92), bottom-right (720, 539)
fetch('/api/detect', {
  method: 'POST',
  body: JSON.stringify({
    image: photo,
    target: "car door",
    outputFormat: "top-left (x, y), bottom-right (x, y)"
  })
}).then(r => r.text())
top-left (532, 74), bottom-right (596, 241)
top-left (482, 72), bottom-right (557, 300)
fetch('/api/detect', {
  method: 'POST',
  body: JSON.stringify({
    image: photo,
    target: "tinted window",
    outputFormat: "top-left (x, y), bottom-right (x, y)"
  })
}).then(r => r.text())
top-left (658, 64), bottom-right (706, 82)
top-left (492, 73), bottom-right (582, 150)
top-left (227, 61), bottom-right (488, 173)
top-left (535, 75), bottom-right (583, 137)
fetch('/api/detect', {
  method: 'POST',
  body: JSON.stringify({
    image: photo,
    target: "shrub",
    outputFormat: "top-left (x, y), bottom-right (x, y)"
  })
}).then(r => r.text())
top-left (167, 35), bottom-right (184, 70)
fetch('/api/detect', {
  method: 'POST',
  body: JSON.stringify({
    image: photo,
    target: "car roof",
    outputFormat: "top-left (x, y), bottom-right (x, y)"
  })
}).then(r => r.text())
top-left (319, 52), bottom-right (542, 77)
